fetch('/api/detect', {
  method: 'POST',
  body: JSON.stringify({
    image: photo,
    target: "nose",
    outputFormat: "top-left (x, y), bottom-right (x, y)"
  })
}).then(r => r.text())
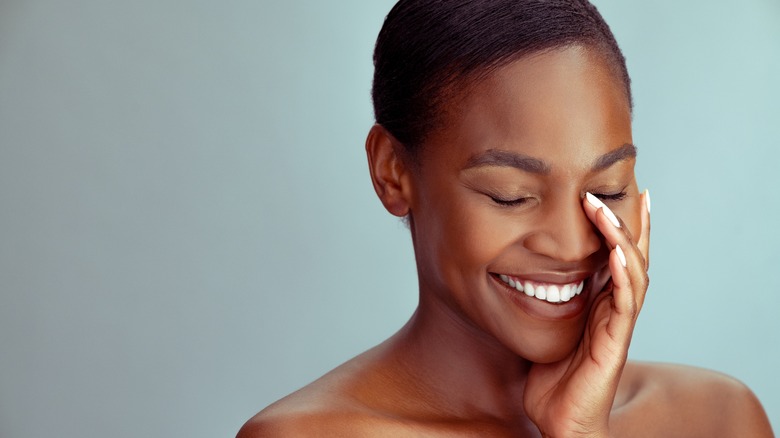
top-left (521, 195), bottom-right (602, 263)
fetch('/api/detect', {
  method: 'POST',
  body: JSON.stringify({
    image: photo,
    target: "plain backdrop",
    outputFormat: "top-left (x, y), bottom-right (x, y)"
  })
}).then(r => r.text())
top-left (1, 1), bottom-right (778, 436)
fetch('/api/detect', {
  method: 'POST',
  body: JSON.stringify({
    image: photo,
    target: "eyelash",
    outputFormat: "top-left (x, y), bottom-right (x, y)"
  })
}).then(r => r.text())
top-left (594, 191), bottom-right (628, 202)
top-left (490, 191), bottom-right (627, 207)
top-left (490, 196), bottom-right (529, 207)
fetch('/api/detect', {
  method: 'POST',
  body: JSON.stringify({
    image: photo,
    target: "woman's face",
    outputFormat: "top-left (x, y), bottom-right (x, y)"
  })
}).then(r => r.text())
top-left (408, 45), bottom-right (640, 362)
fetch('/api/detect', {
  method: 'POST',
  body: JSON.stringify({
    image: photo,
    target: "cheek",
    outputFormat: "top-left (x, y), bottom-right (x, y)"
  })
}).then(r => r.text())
top-left (615, 195), bottom-right (642, 241)
top-left (439, 202), bottom-right (507, 270)
top-left (423, 193), bottom-right (516, 284)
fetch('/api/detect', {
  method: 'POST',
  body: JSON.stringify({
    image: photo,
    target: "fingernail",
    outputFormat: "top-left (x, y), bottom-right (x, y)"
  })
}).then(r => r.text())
top-left (644, 189), bottom-right (652, 214)
top-left (615, 244), bottom-right (627, 268)
top-left (585, 192), bottom-right (621, 228)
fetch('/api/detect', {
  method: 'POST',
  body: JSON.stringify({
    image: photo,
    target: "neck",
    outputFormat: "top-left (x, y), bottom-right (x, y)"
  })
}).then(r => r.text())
top-left (387, 294), bottom-right (534, 422)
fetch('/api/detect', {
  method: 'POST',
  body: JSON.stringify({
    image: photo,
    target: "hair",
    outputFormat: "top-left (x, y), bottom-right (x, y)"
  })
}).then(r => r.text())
top-left (372, 0), bottom-right (632, 153)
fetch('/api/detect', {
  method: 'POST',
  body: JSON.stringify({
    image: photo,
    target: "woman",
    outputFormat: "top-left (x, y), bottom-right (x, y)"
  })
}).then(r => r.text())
top-left (239, 1), bottom-right (773, 436)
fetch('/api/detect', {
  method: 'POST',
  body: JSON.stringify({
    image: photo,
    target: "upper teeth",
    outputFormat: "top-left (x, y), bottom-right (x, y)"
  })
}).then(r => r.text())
top-left (498, 274), bottom-right (585, 304)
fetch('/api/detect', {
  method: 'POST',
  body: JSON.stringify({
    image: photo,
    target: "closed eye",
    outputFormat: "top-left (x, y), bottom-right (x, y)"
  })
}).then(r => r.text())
top-left (593, 191), bottom-right (627, 202)
top-left (490, 192), bottom-right (626, 207)
top-left (490, 196), bottom-right (530, 207)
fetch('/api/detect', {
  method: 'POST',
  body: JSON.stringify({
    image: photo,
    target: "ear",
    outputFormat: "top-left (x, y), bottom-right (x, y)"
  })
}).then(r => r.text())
top-left (365, 124), bottom-right (413, 217)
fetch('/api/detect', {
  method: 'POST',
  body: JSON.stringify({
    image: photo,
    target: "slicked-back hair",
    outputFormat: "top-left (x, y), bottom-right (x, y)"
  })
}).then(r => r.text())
top-left (372, 0), bottom-right (632, 152)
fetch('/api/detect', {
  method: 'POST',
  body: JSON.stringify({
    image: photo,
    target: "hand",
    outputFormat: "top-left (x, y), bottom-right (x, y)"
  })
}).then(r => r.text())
top-left (524, 190), bottom-right (651, 438)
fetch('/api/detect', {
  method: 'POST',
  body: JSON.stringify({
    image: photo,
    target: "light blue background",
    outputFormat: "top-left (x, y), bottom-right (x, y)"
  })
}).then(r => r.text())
top-left (1, 1), bottom-right (778, 436)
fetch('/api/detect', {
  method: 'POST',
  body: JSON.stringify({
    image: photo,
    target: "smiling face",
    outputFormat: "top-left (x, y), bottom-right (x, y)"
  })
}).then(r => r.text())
top-left (404, 45), bottom-right (641, 363)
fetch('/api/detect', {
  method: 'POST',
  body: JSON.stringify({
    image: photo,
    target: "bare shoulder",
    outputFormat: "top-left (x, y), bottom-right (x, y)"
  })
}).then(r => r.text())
top-left (614, 361), bottom-right (774, 437)
top-left (237, 404), bottom-right (387, 438)
top-left (236, 349), bottom-right (411, 438)
top-left (236, 388), bottom-right (403, 438)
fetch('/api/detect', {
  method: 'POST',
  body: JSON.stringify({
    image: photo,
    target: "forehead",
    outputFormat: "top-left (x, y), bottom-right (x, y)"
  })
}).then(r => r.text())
top-left (421, 45), bottom-right (633, 171)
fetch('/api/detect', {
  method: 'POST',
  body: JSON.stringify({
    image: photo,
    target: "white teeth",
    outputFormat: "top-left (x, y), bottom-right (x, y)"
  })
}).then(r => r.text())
top-left (497, 275), bottom-right (586, 305)
top-left (524, 282), bottom-right (535, 297)
top-left (560, 284), bottom-right (572, 302)
top-left (534, 285), bottom-right (547, 300)
top-left (546, 285), bottom-right (560, 303)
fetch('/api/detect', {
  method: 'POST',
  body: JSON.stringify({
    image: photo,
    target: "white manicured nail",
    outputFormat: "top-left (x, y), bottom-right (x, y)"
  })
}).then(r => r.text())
top-left (585, 192), bottom-right (621, 228)
top-left (645, 189), bottom-right (652, 214)
top-left (615, 245), bottom-right (627, 268)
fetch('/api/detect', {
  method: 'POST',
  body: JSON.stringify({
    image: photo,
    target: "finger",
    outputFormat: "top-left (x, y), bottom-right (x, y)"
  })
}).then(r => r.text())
top-left (585, 247), bottom-right (635, 369)
top-left (582, 193), bottom-right (649, 310)
top-left (582, 193), bottom-right (642, 264)
top-left (605, 244), bottom-right (636, 345)
top-left (636, 189), bottom-right (651, 269)
top-left (630, 190), bottom-right (651, 310)
top-left (582, 192), bottom-right (620, 247)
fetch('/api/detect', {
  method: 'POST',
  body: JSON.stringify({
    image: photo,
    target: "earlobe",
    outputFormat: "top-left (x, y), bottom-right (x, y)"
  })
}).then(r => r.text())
top-left (365, 124), bottom-right (412, 217)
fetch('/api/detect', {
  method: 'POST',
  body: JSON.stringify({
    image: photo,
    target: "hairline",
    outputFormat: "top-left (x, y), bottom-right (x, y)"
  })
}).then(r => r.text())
top-left (405, 41), bottom-right (632, 161)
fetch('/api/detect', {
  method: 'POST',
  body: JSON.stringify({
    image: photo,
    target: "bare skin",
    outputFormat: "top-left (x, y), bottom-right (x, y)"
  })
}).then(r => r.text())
top-left (238, 46), bottom-right (773, 437)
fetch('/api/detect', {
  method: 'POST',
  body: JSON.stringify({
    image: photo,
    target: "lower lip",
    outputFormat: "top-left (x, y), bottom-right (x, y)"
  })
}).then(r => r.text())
top-left (490, 274), bottom-right (591, 321)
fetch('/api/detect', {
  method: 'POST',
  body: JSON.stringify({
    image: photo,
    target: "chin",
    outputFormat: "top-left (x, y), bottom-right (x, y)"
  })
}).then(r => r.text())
top-left (525, 343), bottom-right (581, 364)
top-left (481, 271), bottom-right (600, 364)
top-left (515, 327), bottom-right (585, 364)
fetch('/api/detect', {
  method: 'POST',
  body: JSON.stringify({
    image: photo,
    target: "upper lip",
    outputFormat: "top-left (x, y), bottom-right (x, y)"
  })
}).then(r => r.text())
top-left (491, 271), bottom-right (592, 285)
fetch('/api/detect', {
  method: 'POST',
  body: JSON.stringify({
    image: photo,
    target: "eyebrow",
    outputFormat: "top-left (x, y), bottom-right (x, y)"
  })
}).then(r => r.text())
top-left (463, 149), bottom-right (551, 174)
top-left (463, 143), bottom-right (637, 174)
top-left (591, 143), bottom-right (637, 172)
